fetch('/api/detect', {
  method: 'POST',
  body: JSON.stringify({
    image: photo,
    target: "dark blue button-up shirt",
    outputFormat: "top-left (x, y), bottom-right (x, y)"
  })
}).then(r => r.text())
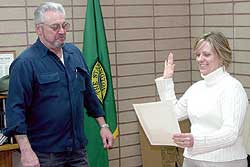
top-left (3, 39), bottom-right (104, 152)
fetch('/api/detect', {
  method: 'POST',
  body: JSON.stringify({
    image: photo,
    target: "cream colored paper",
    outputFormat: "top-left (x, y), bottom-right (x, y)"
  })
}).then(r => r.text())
top-left (133, 101), bottom-right (181, 146)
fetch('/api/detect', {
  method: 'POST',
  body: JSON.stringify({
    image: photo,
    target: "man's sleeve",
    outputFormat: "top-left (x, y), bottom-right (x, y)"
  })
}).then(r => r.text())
top-left (3, 58), bottom-right (33, 137)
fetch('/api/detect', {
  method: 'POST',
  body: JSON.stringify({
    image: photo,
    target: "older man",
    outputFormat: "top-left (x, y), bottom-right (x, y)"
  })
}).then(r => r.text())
top-left (4, 2), bottom-right (113, 167)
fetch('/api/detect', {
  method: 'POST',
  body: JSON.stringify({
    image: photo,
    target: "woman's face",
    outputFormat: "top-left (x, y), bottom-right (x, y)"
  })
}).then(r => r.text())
top-left (195, 41), bottom-right (223, 76)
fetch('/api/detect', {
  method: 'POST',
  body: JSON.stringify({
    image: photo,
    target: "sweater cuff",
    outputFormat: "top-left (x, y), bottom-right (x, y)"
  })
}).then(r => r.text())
top-left (155, 77), bottom-right (176, 101)
top-left (187, 135), bottom-right (207, 155)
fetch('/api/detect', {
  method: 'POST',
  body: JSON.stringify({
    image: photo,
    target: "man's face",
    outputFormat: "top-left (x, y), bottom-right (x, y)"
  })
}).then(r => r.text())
top-left (195, 41), bottom-right (222, 76)
top-left (36, 11), bottom-right (69, 51)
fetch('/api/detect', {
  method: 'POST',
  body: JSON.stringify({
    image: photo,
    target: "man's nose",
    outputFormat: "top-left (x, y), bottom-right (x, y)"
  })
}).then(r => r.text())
top-left (58, 26), bottom-right (66, 33)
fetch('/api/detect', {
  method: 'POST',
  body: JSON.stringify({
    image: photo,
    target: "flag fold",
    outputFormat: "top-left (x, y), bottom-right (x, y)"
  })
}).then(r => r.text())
top-left (83, 0), bottom-right (118, 166)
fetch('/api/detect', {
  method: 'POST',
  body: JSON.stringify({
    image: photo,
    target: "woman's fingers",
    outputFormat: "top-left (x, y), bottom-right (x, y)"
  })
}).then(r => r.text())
top-left (163, 52), bottom-right (175, 78)
top-left (172, 133), bottom-right (194, 148)
top-left (167, 52), bottom-right (174, 65)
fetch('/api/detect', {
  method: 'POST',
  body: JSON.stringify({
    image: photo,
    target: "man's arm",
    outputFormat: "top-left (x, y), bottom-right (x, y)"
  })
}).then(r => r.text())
top-left (15, 135), bottom-right (40, 167)
top-left (96, 117), bottom-right (114, 149)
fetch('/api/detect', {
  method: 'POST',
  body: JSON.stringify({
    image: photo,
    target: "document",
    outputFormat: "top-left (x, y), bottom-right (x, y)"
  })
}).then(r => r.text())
top-left (133, 101), bottom-right (181, 146)
top-left (0, 53), bottom-right (14, 78)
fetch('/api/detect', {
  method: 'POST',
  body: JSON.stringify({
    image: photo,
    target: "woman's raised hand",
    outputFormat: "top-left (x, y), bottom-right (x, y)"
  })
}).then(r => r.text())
top-left (163, 52), bottom-right (175, 79)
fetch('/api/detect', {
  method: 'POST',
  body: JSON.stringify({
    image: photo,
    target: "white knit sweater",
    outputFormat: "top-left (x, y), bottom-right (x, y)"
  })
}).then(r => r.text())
top-left (155, 67), bottom-right (248, 162)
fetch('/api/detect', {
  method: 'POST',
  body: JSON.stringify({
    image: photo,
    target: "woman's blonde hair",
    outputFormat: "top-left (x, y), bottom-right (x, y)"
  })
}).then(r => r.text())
top-left (193, 32), bottom-right (232, 69)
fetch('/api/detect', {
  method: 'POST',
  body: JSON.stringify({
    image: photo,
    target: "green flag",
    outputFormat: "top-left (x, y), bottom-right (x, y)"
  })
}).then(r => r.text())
top-left (82, 0), bottom-right (118, 166)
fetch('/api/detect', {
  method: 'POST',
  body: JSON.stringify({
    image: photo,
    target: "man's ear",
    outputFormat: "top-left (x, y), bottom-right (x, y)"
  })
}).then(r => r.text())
top-left (35, 25), bottom-right (42, 36)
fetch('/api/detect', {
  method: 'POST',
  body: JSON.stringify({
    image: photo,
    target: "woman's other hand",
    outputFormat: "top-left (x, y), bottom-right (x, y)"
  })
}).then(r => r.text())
top-left (172, 133), bottom-right (194, 148)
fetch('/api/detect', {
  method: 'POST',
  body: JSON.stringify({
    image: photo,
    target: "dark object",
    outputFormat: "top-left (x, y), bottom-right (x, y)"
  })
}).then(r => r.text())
top-left (0, 75), bottom-right (9, 92)
top-left (248, 154), bottom-right (250, 167)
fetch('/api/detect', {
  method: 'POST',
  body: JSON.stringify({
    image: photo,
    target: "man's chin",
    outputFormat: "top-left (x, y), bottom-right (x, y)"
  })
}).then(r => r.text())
top-left (54, 42), bottom-right (64, 48)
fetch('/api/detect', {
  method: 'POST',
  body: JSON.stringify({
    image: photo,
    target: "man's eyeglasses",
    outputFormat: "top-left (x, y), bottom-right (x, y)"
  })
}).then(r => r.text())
top-left (41, 22), bottom-right (70, 32)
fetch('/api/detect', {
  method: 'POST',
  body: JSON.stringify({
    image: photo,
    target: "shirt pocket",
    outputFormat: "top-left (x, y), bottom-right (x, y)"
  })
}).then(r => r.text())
top-left (76, 67), bottom-right (87, 92)
top-left (37, 72), bottom-right (60, 95)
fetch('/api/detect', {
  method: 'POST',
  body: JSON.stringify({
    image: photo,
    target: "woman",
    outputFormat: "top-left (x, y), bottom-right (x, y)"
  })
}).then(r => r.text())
top-left (155, 32), bottom-right (248, 167)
